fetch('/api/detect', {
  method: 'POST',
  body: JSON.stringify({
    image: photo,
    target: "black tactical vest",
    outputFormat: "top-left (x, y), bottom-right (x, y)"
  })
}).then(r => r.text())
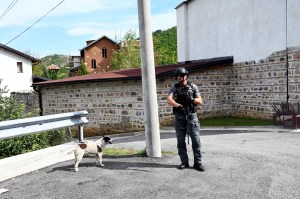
top-left (173, 81), bottom-right (197, 114)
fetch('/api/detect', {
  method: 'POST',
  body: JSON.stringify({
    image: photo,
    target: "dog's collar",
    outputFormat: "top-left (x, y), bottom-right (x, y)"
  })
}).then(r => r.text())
top-left (97, 145), bottom-right (102, 153)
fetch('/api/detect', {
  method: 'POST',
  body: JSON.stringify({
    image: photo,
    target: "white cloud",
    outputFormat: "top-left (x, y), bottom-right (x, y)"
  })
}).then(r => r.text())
top-left (151, 10), bottom-right (177, 31)
top-left (65, 6), bottom-right (176, 39)
top-left (0, 0), bottom-right (136, 28)
top-left (97, 0), bottom-right (136, 10)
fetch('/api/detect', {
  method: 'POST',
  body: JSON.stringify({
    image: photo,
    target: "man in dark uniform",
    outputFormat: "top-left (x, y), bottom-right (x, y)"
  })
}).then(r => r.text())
top-left (167, 67), bottom-right (205, 172)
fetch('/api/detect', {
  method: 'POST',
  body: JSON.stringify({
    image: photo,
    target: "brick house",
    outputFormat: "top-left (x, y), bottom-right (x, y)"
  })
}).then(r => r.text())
top-left (80, 36), bottom-right (119, 74)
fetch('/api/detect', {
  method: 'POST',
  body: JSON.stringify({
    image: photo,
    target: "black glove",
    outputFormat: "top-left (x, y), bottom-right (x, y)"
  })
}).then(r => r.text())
top-left (177, 104), bottom-right (185, 112)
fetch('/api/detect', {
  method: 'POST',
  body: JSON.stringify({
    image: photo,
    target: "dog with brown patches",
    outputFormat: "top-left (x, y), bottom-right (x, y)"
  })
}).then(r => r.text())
top-left (73, 136), bottom-right (113, 172)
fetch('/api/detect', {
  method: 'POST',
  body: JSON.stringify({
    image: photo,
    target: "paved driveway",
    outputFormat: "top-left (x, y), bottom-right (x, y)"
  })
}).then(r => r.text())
top-left (1, 128), bottom-right (300, 199)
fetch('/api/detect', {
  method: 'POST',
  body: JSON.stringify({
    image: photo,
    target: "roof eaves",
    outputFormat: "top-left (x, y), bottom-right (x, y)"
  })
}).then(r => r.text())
top-left (33, 75), bottom-right (142, 87)
top-left (0, 43), bottom-right (40, 63)
top-left (80, 35), bottom-right (118, 51)
top-left (33, 56), bottom-right (233, 87)
top-left (156, 56), bottom-right (233, 77)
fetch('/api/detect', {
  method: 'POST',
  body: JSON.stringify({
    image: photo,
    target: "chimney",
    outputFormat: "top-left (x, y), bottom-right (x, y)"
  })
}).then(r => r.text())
top-left (86, 40), bottom-right (95, 45)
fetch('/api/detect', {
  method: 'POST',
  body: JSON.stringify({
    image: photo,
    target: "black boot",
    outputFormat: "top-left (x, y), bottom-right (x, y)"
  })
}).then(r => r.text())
top-left (177, 162), bottom-right (189, 170)
top-left (193, 163), bottom-right (205, 172)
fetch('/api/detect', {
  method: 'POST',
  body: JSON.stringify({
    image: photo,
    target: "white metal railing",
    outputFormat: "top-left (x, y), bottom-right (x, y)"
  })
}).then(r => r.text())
top-left (0, 110), bottom-right (89, 141)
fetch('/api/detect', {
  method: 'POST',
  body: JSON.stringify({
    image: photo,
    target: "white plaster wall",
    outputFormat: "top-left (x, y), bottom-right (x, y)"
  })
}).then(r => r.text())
top-left (177, 0), bottom-right (300, 62)
top-left (0, 48), bottom-right (33, 96)
top-left (177, 5), bottom-right (187, 62)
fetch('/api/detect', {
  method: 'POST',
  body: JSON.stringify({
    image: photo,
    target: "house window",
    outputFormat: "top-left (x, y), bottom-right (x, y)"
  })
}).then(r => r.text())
top-left (91, 59), bottom-right (96, 69)
top-left (102, 47), bottom-right (107, 58)
top-left (17, 62), bottom-right (23, 73)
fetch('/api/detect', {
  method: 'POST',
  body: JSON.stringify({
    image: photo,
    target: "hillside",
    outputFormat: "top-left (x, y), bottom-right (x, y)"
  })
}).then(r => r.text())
top-left (41, 54), bottom-right (70, 68)
top-left (32, 54), bottom-right (70, 78)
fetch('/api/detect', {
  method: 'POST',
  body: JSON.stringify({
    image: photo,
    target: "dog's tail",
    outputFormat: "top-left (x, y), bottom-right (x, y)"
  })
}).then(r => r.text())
top-left (67, 142), bottom-right (83, 155)
top-left (68, 149), bottom-right (75, 155)
top-left (67, 148), bottom-right (76, 155)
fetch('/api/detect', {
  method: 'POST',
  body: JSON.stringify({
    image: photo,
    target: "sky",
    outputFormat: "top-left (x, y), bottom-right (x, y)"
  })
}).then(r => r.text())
top-left (0, 0), bottom-right (183, 58)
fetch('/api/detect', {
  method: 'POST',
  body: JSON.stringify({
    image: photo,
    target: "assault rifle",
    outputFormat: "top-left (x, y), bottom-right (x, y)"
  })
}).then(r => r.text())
top-left (182, 106), bottom-right (191, 145)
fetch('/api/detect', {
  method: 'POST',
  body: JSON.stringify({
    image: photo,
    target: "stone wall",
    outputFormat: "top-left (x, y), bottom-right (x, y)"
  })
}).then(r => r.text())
top-left (40, 80), bottom-right (145, 136)
top-left (10, 91), bottom-right (39, 113)
top-left (231, 47), bottom-right (300, 118)
top-left (13, 47), bottom-right (300, 136)
top-left (38, 63), bottom-right (234, 136)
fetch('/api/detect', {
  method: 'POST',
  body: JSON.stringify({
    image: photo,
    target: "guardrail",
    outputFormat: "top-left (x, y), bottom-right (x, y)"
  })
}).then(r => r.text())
top-left (0, 110), bottom-right (89, 141)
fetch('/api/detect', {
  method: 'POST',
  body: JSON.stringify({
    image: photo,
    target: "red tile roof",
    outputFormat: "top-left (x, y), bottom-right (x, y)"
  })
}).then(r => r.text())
top-left (80, 35), bottom-right (118, 51)
top-left (47, 64), bottom-right (60, 70)
top-left (33, 56), bottom-right (233, 87)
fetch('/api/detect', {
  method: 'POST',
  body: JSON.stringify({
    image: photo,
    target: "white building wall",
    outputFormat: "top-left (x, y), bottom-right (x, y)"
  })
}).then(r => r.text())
top-left (177, 0), bottom-right (300, 62)
top-left (0, 48), bottom-right (33, 96)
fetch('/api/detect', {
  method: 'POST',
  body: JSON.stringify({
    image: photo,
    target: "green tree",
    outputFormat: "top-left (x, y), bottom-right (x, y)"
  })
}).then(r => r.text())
top-left (57, 66), bottom-right (69, 79)
top-left (78, 62), bottom-right (89, 76)
top-left (111, 30), bottom-right (141, 70)
top-left (111, 27), bottom-right (177, 70)
top-left (153, 26), bottom-right (177, 65)
top-left (43, 67), bottom-right (59, 80)
top-left (32, 64), bottom-right (44, 76)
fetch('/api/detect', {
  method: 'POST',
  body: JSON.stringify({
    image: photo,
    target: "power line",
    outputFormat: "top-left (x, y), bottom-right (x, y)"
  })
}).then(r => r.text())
top-left (5, 0), bottom-right (66, 45)
top-left (0, 0), bottom-right (19, 21)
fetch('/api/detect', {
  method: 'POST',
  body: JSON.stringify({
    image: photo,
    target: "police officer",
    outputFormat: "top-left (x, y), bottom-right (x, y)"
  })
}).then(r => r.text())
top-left (167, 67), bottom-right (205, 171)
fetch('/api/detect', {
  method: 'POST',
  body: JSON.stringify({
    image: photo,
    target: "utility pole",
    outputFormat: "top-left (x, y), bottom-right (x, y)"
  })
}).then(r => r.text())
top-left (137, 0), bottom-right (161, 157)
top-left (285, 0), bottom-right (289, 103)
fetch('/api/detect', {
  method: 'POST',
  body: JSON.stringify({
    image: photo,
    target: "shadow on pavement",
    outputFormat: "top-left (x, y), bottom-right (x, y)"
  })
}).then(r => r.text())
top-left (113, 130), bottom-right (268, 144)
top-left (47, 158), bottom-right (176, 173)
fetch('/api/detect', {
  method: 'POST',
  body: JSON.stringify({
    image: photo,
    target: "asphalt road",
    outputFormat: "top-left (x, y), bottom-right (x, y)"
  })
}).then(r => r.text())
top-left (1, 128), bottom-right (300, 199)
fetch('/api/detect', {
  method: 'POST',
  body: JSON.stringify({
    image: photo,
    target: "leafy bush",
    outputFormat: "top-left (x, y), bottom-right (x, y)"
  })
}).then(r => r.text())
top-left (0, 133), bottom-right (48, 159)
top-left (46, 129), bottom-right (68, 146)
top-left (0, 88), bottom-right (68, 159)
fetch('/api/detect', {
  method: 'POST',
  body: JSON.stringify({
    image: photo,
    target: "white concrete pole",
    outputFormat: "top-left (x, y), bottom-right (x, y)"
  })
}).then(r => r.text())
top-left (137, 0), bottom-right (161, 157)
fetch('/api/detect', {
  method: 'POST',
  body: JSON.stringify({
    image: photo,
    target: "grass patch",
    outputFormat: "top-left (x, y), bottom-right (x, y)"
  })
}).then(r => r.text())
top-left (200, 116), bottom-right (272, 126)
top-left (104, 148), bottom-right (175, 157)
top-left (103, 117), bottom-right (273, 157)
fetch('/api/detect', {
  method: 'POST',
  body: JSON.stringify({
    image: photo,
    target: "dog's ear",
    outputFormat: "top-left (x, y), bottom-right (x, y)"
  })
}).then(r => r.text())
top-left (102, 136), bottom-right (112, 143)
top-left (78, 143), bottom-right (87, 149)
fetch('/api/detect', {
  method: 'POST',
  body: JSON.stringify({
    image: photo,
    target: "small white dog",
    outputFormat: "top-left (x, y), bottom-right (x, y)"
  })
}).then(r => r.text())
top-left (73, 136), bottom-right (113, 172)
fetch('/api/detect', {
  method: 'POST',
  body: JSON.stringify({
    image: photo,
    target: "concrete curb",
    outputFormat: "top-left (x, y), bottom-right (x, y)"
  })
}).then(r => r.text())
top-left (0, 142), bottom-right (77, 182)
